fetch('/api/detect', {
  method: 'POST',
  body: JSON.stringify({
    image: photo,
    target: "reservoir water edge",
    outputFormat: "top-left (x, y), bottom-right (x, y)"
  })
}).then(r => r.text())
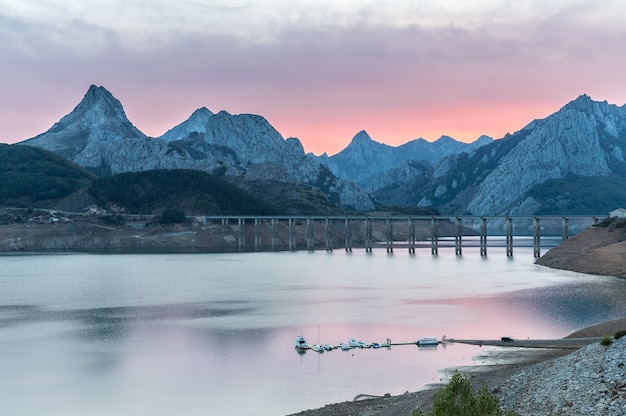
top-left (1, 240), bottom-right (626, 415)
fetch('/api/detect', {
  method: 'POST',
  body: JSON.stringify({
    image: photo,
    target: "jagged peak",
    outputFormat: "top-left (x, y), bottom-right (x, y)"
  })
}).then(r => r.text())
top-left (56, 84), bottom-right (133, 129)
top-left (347, 130), bottom-right (374, 147)
top-left (435, 135), bottom-right (458, 143)
top-left (80, 85), bottom-right (123, 110)
top-left (191, 107), bottom-right (214, 118)
top-left (353, 130), bottom-right (371, 140)
top-left (562, 93), bottom-right (598, 112)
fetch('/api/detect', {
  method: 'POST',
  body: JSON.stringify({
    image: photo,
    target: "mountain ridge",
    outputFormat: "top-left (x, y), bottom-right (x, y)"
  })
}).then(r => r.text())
top-left (17, 86), bottom-right (626, 216)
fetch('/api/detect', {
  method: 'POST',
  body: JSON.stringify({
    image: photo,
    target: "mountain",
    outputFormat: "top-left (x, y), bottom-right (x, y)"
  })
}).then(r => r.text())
top-left (21, 85), bottom-right (375, 211)
top-left (315, 130), bottom-right (492, 190)
top-left (406, 94), bottom-right (626, 215)
top-left (19, 85), bottom-right (626, 216)
top-left (158, 107), bottom-right (214, 143)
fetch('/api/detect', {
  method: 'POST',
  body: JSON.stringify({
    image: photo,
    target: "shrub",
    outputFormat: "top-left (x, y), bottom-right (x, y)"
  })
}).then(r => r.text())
top-left (600, 336), bottom-right (613, 346)
top-left (614, 330), bottom-right (626, 340)
top-left (413, 371), bottom-right (518, 416)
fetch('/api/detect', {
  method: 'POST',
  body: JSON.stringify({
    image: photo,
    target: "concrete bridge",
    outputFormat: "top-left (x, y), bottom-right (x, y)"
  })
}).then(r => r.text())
top-left (196, 215), bottom-right (605, 257)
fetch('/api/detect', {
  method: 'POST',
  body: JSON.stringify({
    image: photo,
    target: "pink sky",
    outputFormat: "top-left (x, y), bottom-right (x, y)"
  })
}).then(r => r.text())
top-left (1, 1), bottom-right (626, 156)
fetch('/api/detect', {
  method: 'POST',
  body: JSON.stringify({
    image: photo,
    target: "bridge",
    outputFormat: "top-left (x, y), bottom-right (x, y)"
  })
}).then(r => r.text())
top-left (195, 215), bottom-right (605, 257)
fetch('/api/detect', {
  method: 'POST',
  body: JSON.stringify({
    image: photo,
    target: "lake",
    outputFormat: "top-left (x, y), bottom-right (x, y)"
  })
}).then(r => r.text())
top-left (1, 239), bottom-right (626, 415)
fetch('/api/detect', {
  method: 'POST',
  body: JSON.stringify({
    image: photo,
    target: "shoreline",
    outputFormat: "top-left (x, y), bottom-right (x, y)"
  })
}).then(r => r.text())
top-left (288, 318), bottom-right (626, 416)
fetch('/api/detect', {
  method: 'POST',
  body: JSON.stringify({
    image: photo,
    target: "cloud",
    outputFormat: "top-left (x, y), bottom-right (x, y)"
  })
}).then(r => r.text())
top-left (1, 0), bottom-right (626, 153)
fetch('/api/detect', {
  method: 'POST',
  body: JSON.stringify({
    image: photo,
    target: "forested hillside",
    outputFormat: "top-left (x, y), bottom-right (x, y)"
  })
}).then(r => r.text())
top-left (0, 144), bottom-right (95, 207)
top-left (88, 169), bottom-right (279, 215)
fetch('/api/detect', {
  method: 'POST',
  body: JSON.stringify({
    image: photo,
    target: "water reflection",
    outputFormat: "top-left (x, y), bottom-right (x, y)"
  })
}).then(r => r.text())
top-left (0, 250), bottom-right (625, 415)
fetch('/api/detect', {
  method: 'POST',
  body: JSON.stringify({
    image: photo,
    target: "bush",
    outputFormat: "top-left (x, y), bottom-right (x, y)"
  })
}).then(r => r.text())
top-left (600, 336), bottom-right (613, 346)
top-left (413, 371), bottom-right (518, 416)
top-left (614, 330), bottom-right (626, 340)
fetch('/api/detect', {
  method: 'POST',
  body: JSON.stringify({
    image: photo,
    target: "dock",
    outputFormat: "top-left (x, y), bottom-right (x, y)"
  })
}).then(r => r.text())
top-left (295, 336), bottom-right (601, 354)
top-left (449, 337), bottom-right (600, 349)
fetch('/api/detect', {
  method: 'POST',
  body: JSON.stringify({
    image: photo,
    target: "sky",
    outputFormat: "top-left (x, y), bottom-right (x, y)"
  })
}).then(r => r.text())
top-left (1, 0), bottom-right (626, 156)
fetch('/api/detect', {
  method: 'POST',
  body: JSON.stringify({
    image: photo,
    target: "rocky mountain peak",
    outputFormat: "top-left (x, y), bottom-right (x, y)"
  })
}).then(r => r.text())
top-left (159, 106), bottom-right (214, 142)
top-left (65, 85), bottom-right (136, 128)
top-left (351, 130), bottom-right (372, 143)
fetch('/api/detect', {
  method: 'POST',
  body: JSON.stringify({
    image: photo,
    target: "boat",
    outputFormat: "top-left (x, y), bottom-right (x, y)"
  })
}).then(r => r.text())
top-left (322, 344), bottom-right (334, 351)
top-left (295, 336), bottom-right (310, 350)
top-left (311, 344), bottom-right (324, 353)
top-left (340, 343), bottom-right (352, 351)
top-left (417, 336), bottom-right (438, 346)
top-left (371, 342), bottom-right (382, 349)
top-left (349, 338), bottom-right (365, 348)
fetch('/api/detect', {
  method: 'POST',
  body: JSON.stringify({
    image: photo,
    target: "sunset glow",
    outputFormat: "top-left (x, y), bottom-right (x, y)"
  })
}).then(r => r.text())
top-left (1, 0), bottom-right (626, 155)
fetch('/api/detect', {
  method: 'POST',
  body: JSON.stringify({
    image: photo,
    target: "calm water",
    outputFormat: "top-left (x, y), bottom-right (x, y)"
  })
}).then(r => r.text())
top-left (1, 239), bottom-right (626, 415)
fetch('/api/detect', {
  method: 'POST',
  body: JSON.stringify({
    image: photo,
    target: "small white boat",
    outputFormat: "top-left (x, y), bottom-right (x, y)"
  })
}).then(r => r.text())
top-left (340, 343), bottom-right (352, 351)
top-left (311, 344), bottom-right (324, 353)
top-left (323, 344), bottom-right (334, 351)
top-left (295, 336), bottom-right (310, 349)
top-left (349, 338), bottom-right (365, 348)
top-left (371, 342), bottom-right (382, 349)
top-left (417, 336), bottom-right (438, 346)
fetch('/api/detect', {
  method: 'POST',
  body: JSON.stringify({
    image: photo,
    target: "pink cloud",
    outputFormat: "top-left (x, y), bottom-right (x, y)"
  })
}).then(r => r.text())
top-left (1, 6), bottom-right (626, 156)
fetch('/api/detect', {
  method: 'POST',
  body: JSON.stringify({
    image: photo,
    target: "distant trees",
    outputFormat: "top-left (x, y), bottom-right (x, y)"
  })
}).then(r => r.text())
top-left (88, 169), bottom-right (279, 215)
top-left (0, 144), bottom-right (94, 206)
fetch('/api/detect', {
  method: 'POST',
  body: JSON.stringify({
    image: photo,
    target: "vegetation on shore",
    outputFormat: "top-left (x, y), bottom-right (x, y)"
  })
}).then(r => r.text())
top-left (413, 371), bottom-right (519, 416)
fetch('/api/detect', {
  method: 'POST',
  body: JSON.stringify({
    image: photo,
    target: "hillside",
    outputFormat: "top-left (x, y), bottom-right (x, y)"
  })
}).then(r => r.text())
top-left (536, 216), bottom-right (626, 277)
top-left (88, 169), bottom-right (279, 215)
top-left (0, 144), bottom-right (96, 209)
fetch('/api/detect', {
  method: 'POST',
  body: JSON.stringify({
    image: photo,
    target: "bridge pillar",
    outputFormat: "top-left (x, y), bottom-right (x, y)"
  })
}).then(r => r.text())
top-left (365, 217), bottom-right (372, 252)
top-left (479, 217), bottom-right (487, 256)
top-left (455, 217), bottom-right (462, 256)
top-left (254, 218), bottom-right (261, 251)
top-left (288, 218), bottom-right (296, 251)
top-left (431, 217), bottom-right (438, 255)
top-left (344, 217), bottom-right (352, 252)
top-left (307, 217), bottom-right (314, 251)
top-left (238, 217), bottom-right (245, 252)
top-left (221, 217), bottom-right (226, 234)
top-left (325, 217), bottom-right (333, 252)
top-left (562, 217), bottom-right (569, 241)
top-left (506, 217), bottom-right (513, 257)
top-left (386, 217), bottom-right (393, 253)
top-left (533, 217), bottom-right (541, 258)
top-left (271, 218), bottom-right (278, 251)
top-left (408, 217), bottom-right (415, 254)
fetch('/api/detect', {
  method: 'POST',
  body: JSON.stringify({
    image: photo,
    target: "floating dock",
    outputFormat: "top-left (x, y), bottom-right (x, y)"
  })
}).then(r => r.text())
top-left (295, 336), bottom-right (442, 353)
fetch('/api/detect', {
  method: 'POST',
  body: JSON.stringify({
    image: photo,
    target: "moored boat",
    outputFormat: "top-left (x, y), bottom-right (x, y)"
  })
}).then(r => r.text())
top-left (417, 336), bottom-right (438, 346)
top-left (311, 344), bottom-right (324, 353)
top-left (295, 336), bottom-right (310, 350)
